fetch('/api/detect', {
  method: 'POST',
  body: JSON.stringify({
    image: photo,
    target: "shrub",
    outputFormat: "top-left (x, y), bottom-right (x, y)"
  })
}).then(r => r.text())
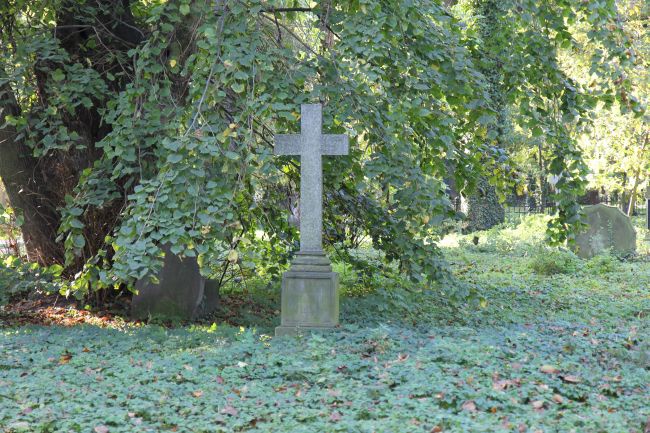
top-left (529, 248), bottom-right (580, 275)
top-left (0, 256), bottom-right (64, 306)
top-left (585, 253), bottom-right (619, 274)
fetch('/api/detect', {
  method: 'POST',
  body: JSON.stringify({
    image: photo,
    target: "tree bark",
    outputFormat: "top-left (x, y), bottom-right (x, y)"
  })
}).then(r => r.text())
top-left (0, 0), bottom-right (145, 267)
top-left (627, 131), bottom-right (648, 216)
top-left (0, 81), bottom-right (64, 264)
top-left (461, 178), bottom-right (505, 232)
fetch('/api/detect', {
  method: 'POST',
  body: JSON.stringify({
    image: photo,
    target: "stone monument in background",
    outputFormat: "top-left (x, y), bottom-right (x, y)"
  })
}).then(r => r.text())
top-left (573, 204), bottom-right (637, 259)
top-left (274, 103), bottom-right (348, 336)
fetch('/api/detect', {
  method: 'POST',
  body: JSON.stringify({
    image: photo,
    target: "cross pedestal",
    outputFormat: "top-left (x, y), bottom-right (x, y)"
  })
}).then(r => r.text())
top-left (274, 104), bottom-right (348, 336)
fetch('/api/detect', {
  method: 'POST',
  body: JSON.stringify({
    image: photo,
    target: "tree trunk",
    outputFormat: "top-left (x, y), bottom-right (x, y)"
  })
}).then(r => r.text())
top-left (463, 0), bottom-right (506, 232)
top-left (0, 82), bottom-right (64, 264)
top-left (0, 0), bottom-right (144, 267)
top-left (627, 132), bottom-right (648, 216)
top-left (461, 177), bottom-right (505, 232)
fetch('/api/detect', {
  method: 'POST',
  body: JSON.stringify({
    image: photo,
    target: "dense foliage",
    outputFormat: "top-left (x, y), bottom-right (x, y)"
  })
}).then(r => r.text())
top-left (0, 0), bottom-right (645, 302)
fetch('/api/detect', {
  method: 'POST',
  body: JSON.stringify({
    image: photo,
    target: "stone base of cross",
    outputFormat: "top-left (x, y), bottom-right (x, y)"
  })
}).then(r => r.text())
top-left (273, 104), bottom-right (348, 336)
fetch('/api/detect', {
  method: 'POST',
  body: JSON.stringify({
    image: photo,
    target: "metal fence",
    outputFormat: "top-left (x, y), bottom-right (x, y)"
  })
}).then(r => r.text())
top-left (503, 194), bottom-right (647, 220)
top-left (452, 193), bottom-right (648, 220)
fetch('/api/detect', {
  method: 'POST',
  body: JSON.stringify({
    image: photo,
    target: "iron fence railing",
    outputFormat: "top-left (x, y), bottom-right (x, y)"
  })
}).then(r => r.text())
top-left (452, 195), bottom-right (647, 220)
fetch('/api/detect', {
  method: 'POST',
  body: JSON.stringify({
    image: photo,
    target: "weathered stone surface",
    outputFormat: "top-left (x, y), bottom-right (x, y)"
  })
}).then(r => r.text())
top-left (275, 269), bottom-right (339, 336)
top-left (200, 279), bottom-right (220, 316)
top-left (275, 104), bottom-right (348, 253)
top-left (274, 104), bottom-right (348, 336)
top-left (132, 245), bottom-right (208, 321)
top-left (573, 204), bottom-right (637, 259)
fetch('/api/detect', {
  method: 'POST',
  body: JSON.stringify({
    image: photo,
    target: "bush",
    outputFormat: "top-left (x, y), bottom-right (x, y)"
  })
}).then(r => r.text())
top-left (529, 248), bottom-right (580, 275)
top-left (585, 253), bottom-right (619, 274)
top-left (456, 214), bottom-right (551, 254)
top-left (0, 256), bottom-right (64, 306)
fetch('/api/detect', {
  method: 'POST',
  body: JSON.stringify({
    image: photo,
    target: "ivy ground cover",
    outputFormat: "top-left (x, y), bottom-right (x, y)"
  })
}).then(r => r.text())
top-left (1, 221), bottom-right (649, 432)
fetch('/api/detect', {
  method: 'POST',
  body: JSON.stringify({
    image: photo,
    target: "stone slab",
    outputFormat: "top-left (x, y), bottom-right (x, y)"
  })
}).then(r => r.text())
top-left (198, 279), bottom-right (220, 317)
top-left (132, 245), bottom-right (205, 321)
top-left (573, 204), bottom-right (637, 259)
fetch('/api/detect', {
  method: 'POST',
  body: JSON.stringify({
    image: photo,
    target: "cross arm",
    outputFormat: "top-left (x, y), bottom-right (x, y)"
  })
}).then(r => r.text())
top-left (322, 135), bottom-right (349, 155)
top-left (274, 134), bottom-right (301, 155)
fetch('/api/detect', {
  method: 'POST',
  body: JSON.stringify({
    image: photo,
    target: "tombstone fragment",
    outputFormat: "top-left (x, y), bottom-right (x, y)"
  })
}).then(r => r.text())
top-left (131, 245), bottom-right (218, 321)
top-left (572, 204), bottom-right (637, 259)
top-left (274, 103), bottom-right (348, 336)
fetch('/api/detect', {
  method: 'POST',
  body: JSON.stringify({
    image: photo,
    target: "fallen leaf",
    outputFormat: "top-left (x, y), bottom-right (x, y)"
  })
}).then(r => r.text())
top-left (552, 394), bottom-right (564, 404)
top-left (540, 365), bottom-right (559, 374)
top-left (493, 379), bottom-right (515, 391)
top-left (531, 400), bottom-right (545, 409)
top-left (430, 426), bottom-right (443, 433)
top-left (561, 375), bottom-right (581, 384)
top-left (461, 400), bottom-right (477, 412)
top-left (330, 411), bottom-right (342, 421)
top-left (59, 354), bottom-right (73, 365)
top-left (221, 405), bottom-right (238, 416)
top-left (94, 426), bottom-right (109, 433)
top-left (192, 390), bottom-right (203, 398)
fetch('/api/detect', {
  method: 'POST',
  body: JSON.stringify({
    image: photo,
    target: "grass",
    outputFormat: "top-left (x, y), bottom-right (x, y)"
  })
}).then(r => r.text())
top-left (0, 216), bottom-right (649, 432)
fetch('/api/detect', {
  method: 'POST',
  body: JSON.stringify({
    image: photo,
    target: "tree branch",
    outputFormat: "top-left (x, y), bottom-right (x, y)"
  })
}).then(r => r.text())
top-left (264, 8), bottom-right (312, 13)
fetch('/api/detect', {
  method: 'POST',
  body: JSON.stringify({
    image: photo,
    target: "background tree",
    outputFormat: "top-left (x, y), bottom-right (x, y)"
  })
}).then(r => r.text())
top-left (0, 0), bottom-right (642, 305)
top-left (459, 0), bottom-right (507, 233)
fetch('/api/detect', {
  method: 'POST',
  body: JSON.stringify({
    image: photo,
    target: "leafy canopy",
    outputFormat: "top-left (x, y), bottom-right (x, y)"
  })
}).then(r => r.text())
top-left (0, 0), bottom-right (642, 299)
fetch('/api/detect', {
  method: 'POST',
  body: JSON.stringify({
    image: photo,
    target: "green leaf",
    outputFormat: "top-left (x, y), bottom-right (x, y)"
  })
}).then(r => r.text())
top-left (52, 69), bottom-right (65, 82)
top-left (224, 151), bottom-right (239, 160)
top-left (231, 83), bottom-right (245, 93)
top-left (167, 154), bottom-right (183, 164)
top-left (73, 235), bottom-right (86, 249)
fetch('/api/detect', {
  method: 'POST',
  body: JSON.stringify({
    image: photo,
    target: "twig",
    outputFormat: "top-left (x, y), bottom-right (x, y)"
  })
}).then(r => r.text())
top-left (264, 8), bottom-right (312, 13)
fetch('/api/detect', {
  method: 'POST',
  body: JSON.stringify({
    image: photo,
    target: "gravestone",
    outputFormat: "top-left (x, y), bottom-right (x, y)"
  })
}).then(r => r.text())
top-left (573, 204), bottom-right (636, 259)
top-left (131, 245), bottom-right (219, 320)
top-left (274, 103), bottom-right (348, 336)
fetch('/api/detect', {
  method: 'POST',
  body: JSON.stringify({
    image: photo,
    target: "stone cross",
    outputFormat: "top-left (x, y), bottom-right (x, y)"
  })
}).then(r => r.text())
top-left (274, 103), bottom-right (349, 336)
top-left (275, 104), bottom-right (348, 253)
